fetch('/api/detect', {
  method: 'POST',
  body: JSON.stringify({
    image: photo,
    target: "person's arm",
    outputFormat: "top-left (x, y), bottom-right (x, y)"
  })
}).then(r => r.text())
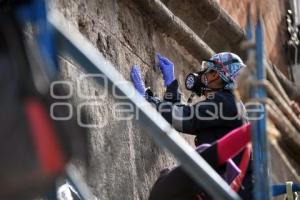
top-left (131, 59), bottom-right (238, 134)
top-left (147, 93), bottom-right (232, 134)
top-left (163, 80), bottom-right (182, 104)
top-left (156, 54), bottom-right (182, 104)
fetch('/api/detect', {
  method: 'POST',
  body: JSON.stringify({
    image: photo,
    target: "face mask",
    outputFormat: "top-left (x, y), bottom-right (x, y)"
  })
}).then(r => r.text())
top-left (185, 70), bottom-right (210, 96)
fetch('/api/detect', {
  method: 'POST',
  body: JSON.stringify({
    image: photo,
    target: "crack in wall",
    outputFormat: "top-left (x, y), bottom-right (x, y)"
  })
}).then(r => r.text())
top-left (77, 12), bottom-right (154, 69)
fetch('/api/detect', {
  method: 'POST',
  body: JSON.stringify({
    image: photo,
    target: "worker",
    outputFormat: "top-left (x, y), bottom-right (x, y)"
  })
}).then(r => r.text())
top-left (130, 52), bottom-right (252, 199)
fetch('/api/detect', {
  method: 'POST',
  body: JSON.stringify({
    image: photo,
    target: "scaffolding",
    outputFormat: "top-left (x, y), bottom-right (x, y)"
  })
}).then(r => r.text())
top-left (9, 0), bottom-right (300, 199)
top-left (49, 10), bottom-right (241, 200)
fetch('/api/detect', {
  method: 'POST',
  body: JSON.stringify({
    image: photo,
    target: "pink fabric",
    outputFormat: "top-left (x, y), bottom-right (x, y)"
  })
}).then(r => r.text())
top-left (217, 123), bottom-right (251, 165)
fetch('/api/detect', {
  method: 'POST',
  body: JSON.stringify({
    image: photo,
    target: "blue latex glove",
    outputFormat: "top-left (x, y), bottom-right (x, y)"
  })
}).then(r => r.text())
top-left (157, 53), bottom-right (175, 86)
top-left (130, 65), bottom-right (146, 96)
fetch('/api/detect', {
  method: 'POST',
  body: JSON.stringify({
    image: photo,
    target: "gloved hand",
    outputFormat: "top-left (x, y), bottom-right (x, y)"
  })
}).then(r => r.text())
top-left (130, 65), bottom-right (146, 96)
top-left (157, 53), bottom-right (175, 87)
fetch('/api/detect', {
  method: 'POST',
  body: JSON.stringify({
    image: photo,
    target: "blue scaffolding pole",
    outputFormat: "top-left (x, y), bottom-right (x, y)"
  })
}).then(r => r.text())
top-left (250, 15), bottom-right (272, 200)
top-left (272, 183), bottom-right (300, 196)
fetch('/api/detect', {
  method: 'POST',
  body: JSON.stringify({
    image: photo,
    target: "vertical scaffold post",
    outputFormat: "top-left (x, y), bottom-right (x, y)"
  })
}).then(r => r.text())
top-left (252, 14), bottom-right (272, 200)
top-left (246, 5), bottom-right (253, 41)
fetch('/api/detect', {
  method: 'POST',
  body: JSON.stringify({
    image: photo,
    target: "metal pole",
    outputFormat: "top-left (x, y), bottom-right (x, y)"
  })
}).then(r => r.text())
top-left (256, 80), bottom-right (300, 131)
top-left (65, 165), bottom-right (97, 200)
top-left (48, 10), bottom-right (241, 200)
top-left (252, 15), bottom-right (271, 200)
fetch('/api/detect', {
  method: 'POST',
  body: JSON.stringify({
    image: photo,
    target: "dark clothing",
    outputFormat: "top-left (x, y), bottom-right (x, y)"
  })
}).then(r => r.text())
top-left (147, 80), bottom-right (252, 200)
top-left (148, 143), bottom-right (230, 200)
top-left (149, 167), bottom-right (203, 200)
top-left (147, 80), bottom-right (246, 143)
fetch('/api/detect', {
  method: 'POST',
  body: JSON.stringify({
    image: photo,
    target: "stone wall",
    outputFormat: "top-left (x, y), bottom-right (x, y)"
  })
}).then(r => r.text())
top-left (49, 0), bottom-right (299, 199)
top-left (50, 0), bottom-right (195, 199)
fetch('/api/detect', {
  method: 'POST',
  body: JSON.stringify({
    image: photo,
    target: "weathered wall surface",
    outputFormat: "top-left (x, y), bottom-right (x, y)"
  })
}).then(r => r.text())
top-left (50, 0), bottom-right (195, 199)
top-left (217, 0), bottom-right (290, 76)
top-left (165, 0), bottom-right (290, 76)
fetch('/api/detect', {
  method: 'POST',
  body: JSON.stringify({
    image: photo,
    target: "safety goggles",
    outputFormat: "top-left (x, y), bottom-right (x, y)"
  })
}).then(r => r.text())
top-left (201, 60), bottom-right (214, 71)
top-left (201, 59), bottom-right (241, 76)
